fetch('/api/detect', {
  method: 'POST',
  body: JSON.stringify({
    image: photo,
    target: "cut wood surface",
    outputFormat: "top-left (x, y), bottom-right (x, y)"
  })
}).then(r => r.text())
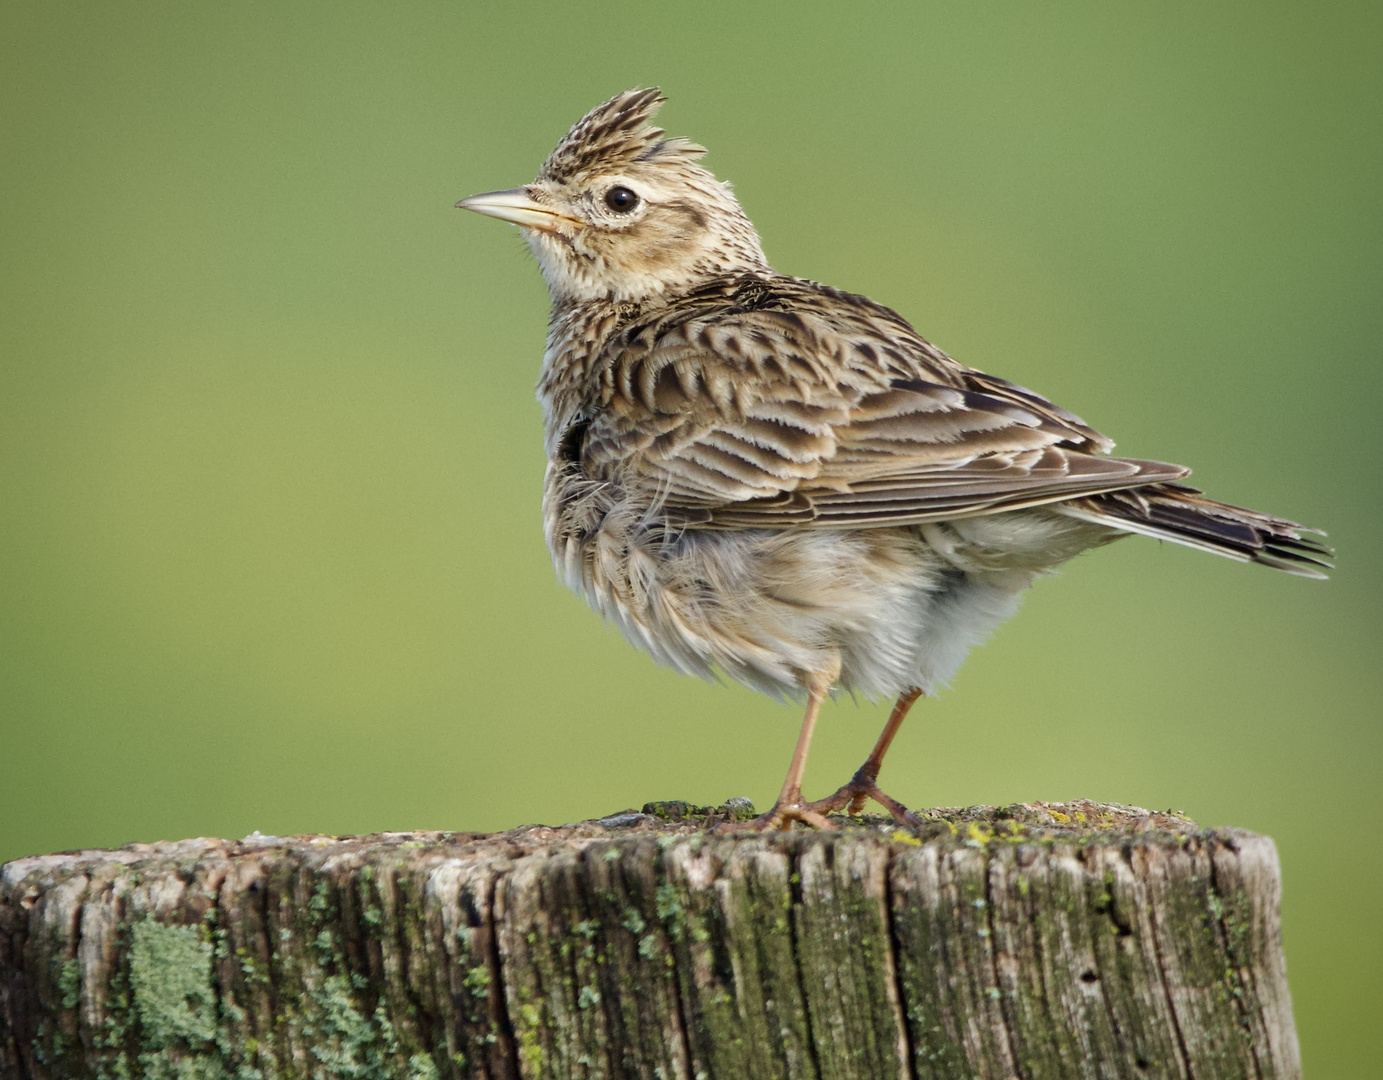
top-left (0, 799), bottom-right (1298, 1080)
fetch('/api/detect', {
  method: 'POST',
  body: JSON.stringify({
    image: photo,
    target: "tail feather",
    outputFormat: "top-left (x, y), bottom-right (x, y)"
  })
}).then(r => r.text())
top-left (1056, 482), bottom-right (1333, 579)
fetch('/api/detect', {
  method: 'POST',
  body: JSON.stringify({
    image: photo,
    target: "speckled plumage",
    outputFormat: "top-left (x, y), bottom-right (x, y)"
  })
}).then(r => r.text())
top-left (460, 89), bottom-right (1330, 829)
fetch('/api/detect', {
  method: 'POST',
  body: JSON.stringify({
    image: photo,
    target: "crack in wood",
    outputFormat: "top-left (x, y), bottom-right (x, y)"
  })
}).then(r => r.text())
top-left (981, 849), bottom-right (1024, 1078)
top-left (1082, 850), bottom-right (1135, 1080)
top-left (786, 844), bottom-right (825, 1080)
top-left (479, 866), bottom-right (522, 1080)
top-left (877, 847), bottom-right (916, 1080)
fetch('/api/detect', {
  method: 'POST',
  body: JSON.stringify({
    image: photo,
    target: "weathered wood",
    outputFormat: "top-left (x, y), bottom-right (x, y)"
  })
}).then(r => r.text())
top-left (0, 800), bottom-right (1299, 1079)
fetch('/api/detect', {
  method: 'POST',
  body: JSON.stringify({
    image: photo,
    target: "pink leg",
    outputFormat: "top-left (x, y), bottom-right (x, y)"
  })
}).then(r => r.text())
top-left (717, 667), bottom-right (839, 833)
top-left (803, 688), bottom-right (924, 826)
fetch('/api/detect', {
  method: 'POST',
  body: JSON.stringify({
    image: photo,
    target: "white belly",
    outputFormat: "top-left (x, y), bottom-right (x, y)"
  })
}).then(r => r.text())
top-left (544, 464), bottom-right (1114, 700)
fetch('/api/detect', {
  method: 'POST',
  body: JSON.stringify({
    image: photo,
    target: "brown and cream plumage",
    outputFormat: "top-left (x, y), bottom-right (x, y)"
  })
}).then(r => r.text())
top-left (459, 89), bottom-right (1331, 831)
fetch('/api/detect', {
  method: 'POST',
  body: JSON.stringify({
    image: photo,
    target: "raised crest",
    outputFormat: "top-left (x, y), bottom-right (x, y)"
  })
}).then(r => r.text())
top-left (539, 87), bottom-right (706, 183)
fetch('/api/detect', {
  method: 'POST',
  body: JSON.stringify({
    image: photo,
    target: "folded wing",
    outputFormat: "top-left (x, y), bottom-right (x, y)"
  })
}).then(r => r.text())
top-left (574, 286), bottom-right (1188, 528)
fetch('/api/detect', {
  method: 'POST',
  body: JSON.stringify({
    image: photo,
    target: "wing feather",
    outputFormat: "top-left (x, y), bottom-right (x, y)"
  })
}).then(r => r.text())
top-left (572, 276), bottom-right (1183, 529)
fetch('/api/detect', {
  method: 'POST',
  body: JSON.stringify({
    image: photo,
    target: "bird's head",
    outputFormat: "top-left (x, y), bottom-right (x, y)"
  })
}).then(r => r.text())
top-left (458, 88), bottom-right (769, 305)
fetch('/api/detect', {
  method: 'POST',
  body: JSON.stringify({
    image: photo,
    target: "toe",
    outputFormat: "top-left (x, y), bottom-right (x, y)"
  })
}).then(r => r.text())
top-left (712, 800), bottom-right (839, 834)
top-left (796, 808), bottom-right (838, 830)
top-left (868, 788), bottom-right (922, 827)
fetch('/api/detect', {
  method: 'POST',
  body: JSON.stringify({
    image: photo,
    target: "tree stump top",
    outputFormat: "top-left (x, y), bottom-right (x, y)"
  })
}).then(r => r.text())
top-left (3, 797), bottom-right (1199, 882)
top-left (1, 800), bottom-right (1298, 1079)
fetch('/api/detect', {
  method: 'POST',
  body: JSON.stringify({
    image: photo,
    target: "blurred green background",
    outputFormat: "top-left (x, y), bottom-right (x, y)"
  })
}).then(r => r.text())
top-left (2, 2), bottom-right (1379, 1072)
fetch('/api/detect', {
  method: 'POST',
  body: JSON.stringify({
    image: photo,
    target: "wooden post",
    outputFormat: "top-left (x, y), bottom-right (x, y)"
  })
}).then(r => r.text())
top-left (0, 800), bottom-right (1299, 1079)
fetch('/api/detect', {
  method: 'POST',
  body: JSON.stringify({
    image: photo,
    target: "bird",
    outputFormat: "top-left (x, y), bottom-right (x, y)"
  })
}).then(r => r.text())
top-left (457, 88), bottom-right (1331, 832)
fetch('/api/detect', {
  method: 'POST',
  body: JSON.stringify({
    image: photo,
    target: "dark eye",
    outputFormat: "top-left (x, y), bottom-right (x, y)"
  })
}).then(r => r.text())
top-left (605, 186), bottom-right (639, 213)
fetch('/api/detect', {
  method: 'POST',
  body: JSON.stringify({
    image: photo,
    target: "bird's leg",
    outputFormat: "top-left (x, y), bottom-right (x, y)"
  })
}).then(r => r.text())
top-left (717, 668), bottom-right (838, 833)
top-left (804, 688), bottom-right (924, 826)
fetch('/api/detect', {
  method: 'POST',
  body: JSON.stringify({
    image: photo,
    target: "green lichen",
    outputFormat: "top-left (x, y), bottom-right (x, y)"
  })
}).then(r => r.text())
top-left (573, 918), bottom-right (599, 940)
top-left (305, 973), bottom-right (401, 1080)
top-left (463, 964), bottom-right (491, 999)
top-left (515, 1000), bottom-right (546, 1074)
top-left (127, 919), bottom-right (224, 1079)
top-left (310, 880), bottom-right (333, 921)
top-left (641, 800), bottom-right (697, 821)
top-left (407, 1052), bottom-right (439, 1079)
top-left (60, 958), bottom-right (82, 1009)
top-left (656, 882), bottom-right (686, 941)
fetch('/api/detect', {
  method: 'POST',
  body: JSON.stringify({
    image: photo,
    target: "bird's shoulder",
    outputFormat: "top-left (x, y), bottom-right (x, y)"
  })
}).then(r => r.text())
top-left (583, 273), bottom-right (961, 405)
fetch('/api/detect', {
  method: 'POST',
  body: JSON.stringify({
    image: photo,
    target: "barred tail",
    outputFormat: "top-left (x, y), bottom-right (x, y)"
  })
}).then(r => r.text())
top-left (1056, 483), bottom-right (1333, 579)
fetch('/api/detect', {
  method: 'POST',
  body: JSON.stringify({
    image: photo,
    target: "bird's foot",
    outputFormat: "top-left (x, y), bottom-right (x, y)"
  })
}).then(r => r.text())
top-left (713, 792), bottom-right (837, 833)
top-left (802, 768), bottom-right (922, 828)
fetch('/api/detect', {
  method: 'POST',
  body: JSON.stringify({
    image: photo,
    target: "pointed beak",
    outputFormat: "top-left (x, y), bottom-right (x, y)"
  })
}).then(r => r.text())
top-left (455, 188), bottom-right (580, 234)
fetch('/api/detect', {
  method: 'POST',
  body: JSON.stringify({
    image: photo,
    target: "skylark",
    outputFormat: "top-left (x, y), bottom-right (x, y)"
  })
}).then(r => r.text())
top-left (458, 89), bottom-right (1330, 832)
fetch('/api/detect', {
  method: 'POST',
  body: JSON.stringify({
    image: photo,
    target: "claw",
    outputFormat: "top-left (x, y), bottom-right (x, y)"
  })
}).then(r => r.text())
top-left (802, 776), bottom-right (922, 829)
top-left (712, 781), bottom-right (922, 834)
top-left (714, 799), bottom-right (839, 834)
top-left (712, 680), bottom-right (925, 836)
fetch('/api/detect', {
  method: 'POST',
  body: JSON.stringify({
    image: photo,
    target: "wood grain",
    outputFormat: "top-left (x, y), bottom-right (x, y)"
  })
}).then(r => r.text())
top-left (0, 800), bottom-right (1299, 1079)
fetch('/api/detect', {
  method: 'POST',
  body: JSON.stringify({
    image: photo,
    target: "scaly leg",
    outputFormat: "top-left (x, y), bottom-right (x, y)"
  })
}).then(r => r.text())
top-left (718, 667), bottom-right (838, 833)
top-left (803, 688), bottom-right (924, 826)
